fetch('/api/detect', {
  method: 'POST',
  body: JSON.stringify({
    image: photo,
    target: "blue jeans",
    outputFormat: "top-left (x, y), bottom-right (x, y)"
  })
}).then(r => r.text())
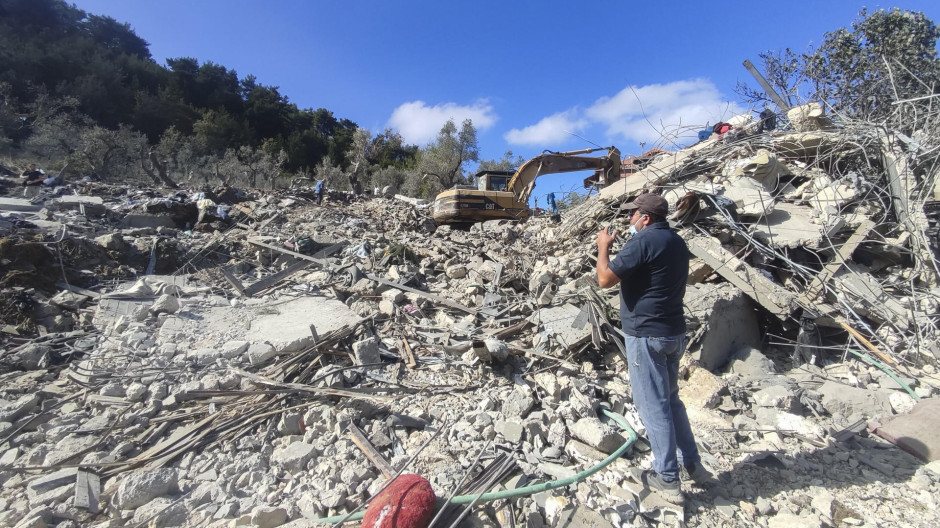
top-left (625, 334), bottom-right (700, 482)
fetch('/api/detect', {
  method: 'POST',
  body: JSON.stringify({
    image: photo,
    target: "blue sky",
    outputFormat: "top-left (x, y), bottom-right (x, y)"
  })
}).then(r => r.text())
top-left (69, 1), bottom-right (940, 201)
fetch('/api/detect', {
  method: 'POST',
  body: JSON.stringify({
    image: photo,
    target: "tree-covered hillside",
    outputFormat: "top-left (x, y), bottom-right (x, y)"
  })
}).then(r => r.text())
top-left (0, 0), bottom-right (434, 191)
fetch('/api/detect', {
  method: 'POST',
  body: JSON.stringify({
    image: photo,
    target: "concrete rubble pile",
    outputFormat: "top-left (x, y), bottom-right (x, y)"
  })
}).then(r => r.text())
top-left (0, 105), bottom-right (939, 528)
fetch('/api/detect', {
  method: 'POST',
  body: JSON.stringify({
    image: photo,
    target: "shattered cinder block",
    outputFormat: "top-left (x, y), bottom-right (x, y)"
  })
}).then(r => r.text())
top-left (112, 468), bottom-right (178, 510)
top-left (569, 417), bottom-right (626, 454)
top-left (352, 337), bottom-right (381, 365)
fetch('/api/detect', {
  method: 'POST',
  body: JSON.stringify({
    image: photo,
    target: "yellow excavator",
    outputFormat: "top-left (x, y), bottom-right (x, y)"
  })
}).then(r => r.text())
top-left (431, 146), bottom-right (621, 223)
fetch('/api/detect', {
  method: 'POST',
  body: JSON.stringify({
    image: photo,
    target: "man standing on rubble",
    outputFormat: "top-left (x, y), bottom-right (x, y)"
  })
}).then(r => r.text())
top-left (595, 193), bottom-right (712, 505)
top-left (314, 179), bottom-right (324, 205)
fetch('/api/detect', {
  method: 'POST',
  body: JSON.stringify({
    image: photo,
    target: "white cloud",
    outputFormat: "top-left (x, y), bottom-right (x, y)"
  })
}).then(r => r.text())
top-left (503, 110), bottom-right (587, 146)
top-left (505, 79), bottom-right (742, 149)
top-left (387, 100), bottom-right (497, 145)
top-left (586, 79), bottom-right (742, 145)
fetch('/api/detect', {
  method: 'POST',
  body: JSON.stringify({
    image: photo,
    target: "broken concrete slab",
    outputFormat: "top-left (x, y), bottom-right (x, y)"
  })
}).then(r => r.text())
top-left (685, 282), bottom-right (761, 371)
top-left (0, 198), bottom-right (42, 213)
top-left (749, 202), bottom-right (829, 249)
top-left (816, 381), bottom-right (894, 419)
top-left (679, 367), bottom-right (725, 409)
top-left (528, 303), bottom-right (593, 351)
top-left (244, 297), bottom-right (362, 353)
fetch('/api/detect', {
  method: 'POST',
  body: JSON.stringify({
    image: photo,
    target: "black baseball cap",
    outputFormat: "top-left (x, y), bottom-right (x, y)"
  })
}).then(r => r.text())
top-left (620, 193), bottom-right (669, 217)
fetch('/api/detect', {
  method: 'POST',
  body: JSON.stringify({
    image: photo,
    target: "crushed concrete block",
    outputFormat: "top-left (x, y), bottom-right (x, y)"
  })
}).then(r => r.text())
top-left (131, 496), bottom-right (189, 526)
top-left (26, 468), bottom-right (77, 497)
top-left (0, 394), bottom-right (41, 423)
top-left (817, 381), bottom-right (893, 419)
top-left (445, 264), bottom-right (467, 279)
top-left (247, 343), bottom-right (276, 365)
top-left (786, 102), bottom-right (834, 132)
top-left (753, 408), bottom-right (824, 439)
top-left (113, 468), bottom-right (178, 510)
top-left (352, 337), bottom-right (380, 365)
top-left (251, 506), bottom-right (288, 528)
top-left (569, 417), bottom-right (626, 454)
top-left (271, 442), bottom-right (316, 473)
top-left (9, 344), bottom-right (50, 370)
top-left (888, 392), bottom-right (916, 414)
top-left (727, 347), bottom-right (776, 377)
top-left (278, 412), bottom-right (304, 436)
top-left (811, 183), bottom-right (858, 215)
top-left (502, 389), bottom-right (535, 419)
top-left (553, 506), bottom-right (615, 528)
top-left (534, 372), bottom-right (561, 400)
top-left (753, 385), bottom-right (795, 410)
top-left (494, 421), bottom-right (524, 443)
top-left (378, 299), bottom-right (396, 315)
top-left (125, 382), bottom-right (148, 402)
top-left (245, 297), bottom-right (362, 353)
top-left (221, 340), bottom-right (249, 359)
top-left (768, 511), bottom-right (822, 528)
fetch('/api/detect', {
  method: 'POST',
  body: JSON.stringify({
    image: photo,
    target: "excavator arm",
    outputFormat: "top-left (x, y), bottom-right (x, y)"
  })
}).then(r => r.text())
top-left (506, 147), bottom-right (621, 204)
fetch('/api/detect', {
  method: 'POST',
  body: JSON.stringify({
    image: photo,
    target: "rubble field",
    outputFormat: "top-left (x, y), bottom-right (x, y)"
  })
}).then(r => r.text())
top-left (1, 105), bottom-right (939, 528)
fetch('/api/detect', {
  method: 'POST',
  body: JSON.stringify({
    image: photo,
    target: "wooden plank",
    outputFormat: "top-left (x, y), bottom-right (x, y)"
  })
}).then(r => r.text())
top-left (400, 337), bottom-right (417, 368)
top-left (74, 470), bottom-right (101, 513)
top-left (219, 266), bottom-right (247, 296)
top-left (803, 220), bottom-right (875, 301)
top-left (243, 259), bottom-right (313, 296)
top-left (742, 59), bottom-right (791, 111)
top-left (84, 394), bottom-right (131, 407)
top-left (232, 368), bottom-right (396, 402)
top-left (366, 273), bottom-right (478, 315)
top-left (347, 423), bottom-right (396, 479)
top-left (687, 235), bottom-right (795, 317)
top-left (246, 238), bottom-right (330, 267)
top-left (837, 318), bottom-right (898, 366)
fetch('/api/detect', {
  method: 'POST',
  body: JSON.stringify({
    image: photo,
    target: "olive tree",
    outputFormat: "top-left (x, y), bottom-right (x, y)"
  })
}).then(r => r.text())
top-left (737, 8), bottom-right (940, 130)
top-left (417, 118), bottom-right (479, 197)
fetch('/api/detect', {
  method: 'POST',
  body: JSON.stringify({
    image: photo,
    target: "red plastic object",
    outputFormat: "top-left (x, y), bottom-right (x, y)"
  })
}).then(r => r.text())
top-left (362, 474), bottom-right (437, 528)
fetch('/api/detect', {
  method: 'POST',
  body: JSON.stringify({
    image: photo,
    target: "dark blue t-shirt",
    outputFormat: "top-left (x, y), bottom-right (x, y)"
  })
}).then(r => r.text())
top-left (608, 222), bottom-right (688, 337)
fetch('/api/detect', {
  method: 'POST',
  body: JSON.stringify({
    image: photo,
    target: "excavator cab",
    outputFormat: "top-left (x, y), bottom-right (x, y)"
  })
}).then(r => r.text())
top-left (479, 172), bottom-right (510, 192)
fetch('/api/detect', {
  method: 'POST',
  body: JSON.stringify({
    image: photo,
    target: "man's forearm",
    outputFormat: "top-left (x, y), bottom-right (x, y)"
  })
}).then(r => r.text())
top-left (596, 244), bottom-right (620, 287)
